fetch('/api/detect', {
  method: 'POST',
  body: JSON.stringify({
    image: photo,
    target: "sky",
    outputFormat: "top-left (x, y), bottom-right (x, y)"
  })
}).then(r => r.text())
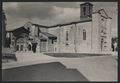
top-left (3, 2), bottom-right (118, 37)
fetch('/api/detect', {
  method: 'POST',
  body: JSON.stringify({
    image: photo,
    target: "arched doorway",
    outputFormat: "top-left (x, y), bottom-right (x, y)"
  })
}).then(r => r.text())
top-left (28, 44), bottom-right (31, 51)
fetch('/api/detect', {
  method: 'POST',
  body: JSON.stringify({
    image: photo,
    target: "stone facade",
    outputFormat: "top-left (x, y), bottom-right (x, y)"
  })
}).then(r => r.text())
top-left (6, 2), bottom-right (112, 53)
top-left (48, 14), bottom-right (112, 53)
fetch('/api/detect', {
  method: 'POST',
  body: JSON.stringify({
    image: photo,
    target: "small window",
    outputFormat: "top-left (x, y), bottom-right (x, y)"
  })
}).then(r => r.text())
top-left (83, 29), bottom-right (86, 40)
top-left (66, 31), bottom-right (69, 41)
top-left (101, 38), bottom-right (104, 51)
top-left (52, 40), bottom-right (54, 44)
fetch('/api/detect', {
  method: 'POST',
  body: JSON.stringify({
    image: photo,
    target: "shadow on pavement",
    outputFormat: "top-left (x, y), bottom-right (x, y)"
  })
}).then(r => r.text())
top-left (2, 62), bottom-right (88, 81)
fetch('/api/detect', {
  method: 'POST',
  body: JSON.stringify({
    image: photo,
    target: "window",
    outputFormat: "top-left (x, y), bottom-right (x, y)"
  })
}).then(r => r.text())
top-left (83, 7), bottom-right (86, 16)
top-left (20, 45), bottom-right (23, 51)
top-left (52, 40), bottom-right (54, 44)
top-left (66, 31), bottom-right (69, 41)
top-left (16, 45), bottom-right (19, 51)
top-left (83, 29), bottom-right (86, 40)
top-left (101, 38), bottom-right (104, 51)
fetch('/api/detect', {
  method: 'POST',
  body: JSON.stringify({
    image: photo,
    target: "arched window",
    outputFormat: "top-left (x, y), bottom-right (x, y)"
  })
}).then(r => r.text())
top-left (101, 38), bottom-right (104, 51)
top-left (83, 29), bottom-right (86, 40)
top-left (66, 31), bottom-right (69, 41)
top-left (16, 45), bottom-right (19, 51)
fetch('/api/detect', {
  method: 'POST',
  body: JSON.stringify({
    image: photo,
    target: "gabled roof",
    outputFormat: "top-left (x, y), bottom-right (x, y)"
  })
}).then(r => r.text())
top-left (8, 26), bottom-right (30, 37)
top-left (93, 9), bottom-right (112, 19)
top-left (41, 32), bottom-right (57, 39)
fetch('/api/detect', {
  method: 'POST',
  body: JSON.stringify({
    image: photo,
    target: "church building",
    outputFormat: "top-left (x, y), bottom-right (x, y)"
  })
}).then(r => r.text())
top-left (6, 2), bottom-right (112, 53)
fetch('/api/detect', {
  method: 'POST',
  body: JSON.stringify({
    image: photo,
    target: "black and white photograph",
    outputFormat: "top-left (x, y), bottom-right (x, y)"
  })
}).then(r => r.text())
top-left (2, 1), bottom-right (118, 81)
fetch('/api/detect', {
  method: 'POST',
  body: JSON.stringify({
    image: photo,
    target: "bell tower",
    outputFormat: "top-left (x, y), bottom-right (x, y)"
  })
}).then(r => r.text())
top-left (80, 2), bottom-right (93, 20)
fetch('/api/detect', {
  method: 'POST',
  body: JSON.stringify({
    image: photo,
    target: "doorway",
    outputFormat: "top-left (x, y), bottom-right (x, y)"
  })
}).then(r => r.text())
top-left (40, 41), bottom-right (47, 52)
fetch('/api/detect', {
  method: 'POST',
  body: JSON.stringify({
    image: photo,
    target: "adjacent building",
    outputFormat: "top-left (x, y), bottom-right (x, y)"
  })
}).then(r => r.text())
top-left (6, 2), bottom-right (112, 53)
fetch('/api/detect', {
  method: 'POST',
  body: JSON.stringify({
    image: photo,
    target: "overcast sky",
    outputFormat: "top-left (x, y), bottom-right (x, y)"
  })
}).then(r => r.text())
top-left (3, 2), bottom-right (118, 37)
